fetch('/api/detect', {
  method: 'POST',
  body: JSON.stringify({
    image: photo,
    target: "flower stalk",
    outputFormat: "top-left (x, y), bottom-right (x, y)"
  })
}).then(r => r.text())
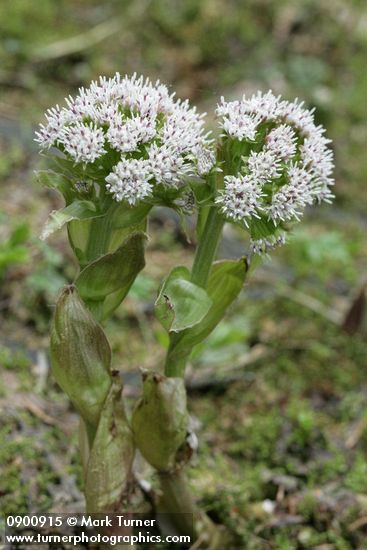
top-left (190, 207), bottom-right (225, 289)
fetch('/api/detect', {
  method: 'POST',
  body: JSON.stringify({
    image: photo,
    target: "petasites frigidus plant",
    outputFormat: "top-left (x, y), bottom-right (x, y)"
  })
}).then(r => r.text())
top-left (36, 73), bottom-right (334, 547)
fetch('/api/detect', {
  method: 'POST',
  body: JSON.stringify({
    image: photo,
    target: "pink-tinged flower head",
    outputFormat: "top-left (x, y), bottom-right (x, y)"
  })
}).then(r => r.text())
top-left (36, 73), bottom-right (214, 205)
top-left (215, 175), bottom-right (265, 227)
top-left (216, 90), bottom-right (334, 229)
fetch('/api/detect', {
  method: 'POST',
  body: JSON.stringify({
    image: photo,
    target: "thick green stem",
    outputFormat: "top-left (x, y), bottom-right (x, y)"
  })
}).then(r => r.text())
top-left (85, 209), bottom-right (113, 262)
top-left (164, 336), bottom-right (189, 378)
top-left (190, 207), bottom-right (224, 289)
top-left (157, 470), bottom-right (224, 548)
top-left (157, 470), bottom-right (197, 536)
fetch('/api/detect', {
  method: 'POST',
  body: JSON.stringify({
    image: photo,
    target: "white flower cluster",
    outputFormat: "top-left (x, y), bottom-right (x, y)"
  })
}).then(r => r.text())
top-left (35, 74), bottom-right (214, 205)
top-left (216, 91), bottom-right (334, 226)
top-left (249, 234), bottom-right (286, 256)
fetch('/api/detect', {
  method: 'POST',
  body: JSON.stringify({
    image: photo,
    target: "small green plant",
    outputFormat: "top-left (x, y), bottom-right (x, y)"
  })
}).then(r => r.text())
top-left (36, 73), bottom-right (334, 547)
top-left (287, 227), bottom-right (358, 283)
top-left (0, 216), bottom-right (29, 281)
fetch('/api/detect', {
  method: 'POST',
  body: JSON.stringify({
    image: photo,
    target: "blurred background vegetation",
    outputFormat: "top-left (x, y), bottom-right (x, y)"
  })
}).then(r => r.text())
top-left (1, 1), bottom-right (367, 548)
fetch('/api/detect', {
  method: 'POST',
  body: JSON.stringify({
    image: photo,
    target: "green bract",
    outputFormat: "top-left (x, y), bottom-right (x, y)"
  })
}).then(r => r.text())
top-left (75, 231), bottom-right (147, 322)
top-left (165, 259), bottom-right (248, 376)
top-left (155, 266), bottom-right (212, 333)
top-left (132, 371), bottom-right (188, 472)
top-left (40, 200), bottom-right (101, 241)
top-left (85, 375), bottom-right (134, 513)
top-left (50, 285), bottom-right (112, 430)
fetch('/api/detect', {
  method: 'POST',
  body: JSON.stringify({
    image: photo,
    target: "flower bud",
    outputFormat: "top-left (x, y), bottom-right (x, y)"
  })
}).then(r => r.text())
top-left (132, 371), bottom-right (188, 472)
top-left (50, 285), bottom-right (112, 428)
